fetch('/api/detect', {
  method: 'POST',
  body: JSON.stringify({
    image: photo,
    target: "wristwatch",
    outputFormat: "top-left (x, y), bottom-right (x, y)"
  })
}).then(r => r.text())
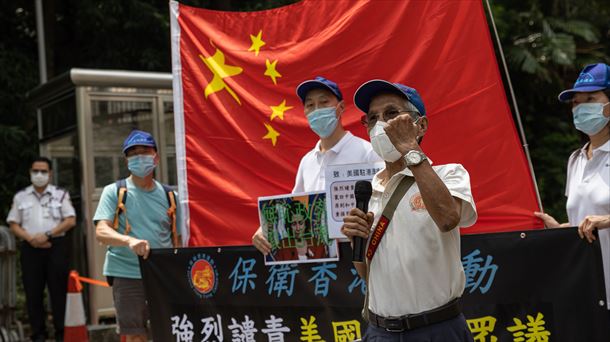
top-left (404, 150), bottom-right (427, 166)
top-left (45, 230), bottom-right (53, 239)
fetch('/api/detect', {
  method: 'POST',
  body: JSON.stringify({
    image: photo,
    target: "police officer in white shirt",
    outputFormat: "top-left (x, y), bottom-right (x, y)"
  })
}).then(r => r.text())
top-left (342, 80), bottom-right (477, 341)
top-left (6, 156), bottom-right (76, 342)
top-left (252, 76), bottom-right (381, 255)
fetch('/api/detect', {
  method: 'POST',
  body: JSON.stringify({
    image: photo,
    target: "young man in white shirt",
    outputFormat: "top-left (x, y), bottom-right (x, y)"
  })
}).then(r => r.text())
top-left (252, 76), bottom-right (381, 254)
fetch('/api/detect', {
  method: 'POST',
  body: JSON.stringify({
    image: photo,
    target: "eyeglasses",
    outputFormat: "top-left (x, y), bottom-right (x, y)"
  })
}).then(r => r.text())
top-left (360, 109), bottom-right (418, 128)
top-left (31, 169), bottom-right (49, 174)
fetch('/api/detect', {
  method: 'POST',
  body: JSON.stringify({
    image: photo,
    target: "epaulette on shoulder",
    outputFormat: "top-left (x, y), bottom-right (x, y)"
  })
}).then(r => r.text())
top-left (53, 186), bottom-right (67, 193)
top-left (51, 186), bottom-right (68, 202)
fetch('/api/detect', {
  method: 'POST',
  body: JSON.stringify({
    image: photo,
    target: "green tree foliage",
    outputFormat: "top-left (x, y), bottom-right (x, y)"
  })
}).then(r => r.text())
top-left (489, 0), bottom-right (610, 222)
top-left (38, 0), bottom-right (299, 75)
top-left (0, 1), bottom-right (39, 218)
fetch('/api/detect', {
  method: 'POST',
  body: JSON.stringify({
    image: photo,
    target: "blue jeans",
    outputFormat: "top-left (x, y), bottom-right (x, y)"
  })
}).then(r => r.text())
top-left (363, 314), bottom-right (474, 342)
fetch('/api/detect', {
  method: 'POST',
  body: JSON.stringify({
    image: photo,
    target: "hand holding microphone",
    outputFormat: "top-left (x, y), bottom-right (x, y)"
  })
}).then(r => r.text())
top-left (341, 181), bottom-right (374, 263)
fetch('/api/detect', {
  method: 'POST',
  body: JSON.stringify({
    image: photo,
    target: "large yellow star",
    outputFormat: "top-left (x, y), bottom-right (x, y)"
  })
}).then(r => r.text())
top-left (199, 48), bottom-right (243, 105)
top-left (264, 59), bottom-right (282, 85)
top-left (270, 100), bottom-right (293, 121)
top-left (262, 123), bottom-right (280, 146)
top-left (248, 30), bottom-right (266, 56)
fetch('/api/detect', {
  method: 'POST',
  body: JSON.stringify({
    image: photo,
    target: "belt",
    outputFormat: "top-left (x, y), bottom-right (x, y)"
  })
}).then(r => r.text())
top-left (368, 299), bottom-right (461, 332)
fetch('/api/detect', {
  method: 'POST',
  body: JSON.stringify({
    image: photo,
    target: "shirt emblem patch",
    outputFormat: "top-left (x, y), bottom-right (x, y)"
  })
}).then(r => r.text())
top-left (410, 192), bottom-right (427, 212)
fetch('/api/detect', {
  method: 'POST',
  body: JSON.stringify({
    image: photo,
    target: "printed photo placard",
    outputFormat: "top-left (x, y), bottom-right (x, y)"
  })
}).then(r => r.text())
top-left (258, 191), bottom-right (339, 265)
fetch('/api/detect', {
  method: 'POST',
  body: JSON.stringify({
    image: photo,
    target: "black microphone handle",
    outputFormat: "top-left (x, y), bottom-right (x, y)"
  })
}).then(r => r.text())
top-left (352, 236), bottom-right (366, 262)
top-left (352, 200), bottom-right (368, 263)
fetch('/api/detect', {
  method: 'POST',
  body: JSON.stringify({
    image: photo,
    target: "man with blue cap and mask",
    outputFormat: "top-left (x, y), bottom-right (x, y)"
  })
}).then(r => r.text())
top-left (94, 129), bottom-right (182, 342)
top-left (252, 76), bottom-right (381, 255)
top-left (341, 80), bottom-right (477, 341)
top-left (535, 63), bottom-right (610, 322)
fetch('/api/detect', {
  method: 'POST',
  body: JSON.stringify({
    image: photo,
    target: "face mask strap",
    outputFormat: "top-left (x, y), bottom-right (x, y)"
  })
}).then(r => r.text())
top-left (335, 101), bottom-right (345, 119)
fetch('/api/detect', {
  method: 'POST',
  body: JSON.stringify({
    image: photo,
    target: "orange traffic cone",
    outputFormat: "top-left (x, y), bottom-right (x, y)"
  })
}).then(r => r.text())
top-left (64, 271), bottom-right (89, 341)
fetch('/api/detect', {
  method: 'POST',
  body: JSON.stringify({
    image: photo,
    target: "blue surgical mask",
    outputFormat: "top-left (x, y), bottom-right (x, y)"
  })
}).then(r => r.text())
top-left (307, 106), bottom-right (339, 138)
top-left (572, 102), bottom-right (610, 135)
top-left (128, 154), bottom-right (156, 177)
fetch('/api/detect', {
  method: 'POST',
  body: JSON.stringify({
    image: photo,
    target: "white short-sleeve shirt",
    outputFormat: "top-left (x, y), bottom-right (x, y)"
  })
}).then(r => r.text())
top-left (6, 184), bottom-right (76, 236)
top-left (367, 163), bottom-right (477, 317)
top-left (292, 131), bottom-right (382, 193)
top-left (565, 140), bottom-right (610, 309)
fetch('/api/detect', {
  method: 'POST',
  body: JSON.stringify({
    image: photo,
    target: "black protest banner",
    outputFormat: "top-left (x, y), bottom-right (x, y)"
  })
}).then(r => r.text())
top-left (460, 227), bottom-right (608, 341)
top-left (141, 243), bottom-right (365, 341)
top-left (140, 227), bottom-right (609, 341)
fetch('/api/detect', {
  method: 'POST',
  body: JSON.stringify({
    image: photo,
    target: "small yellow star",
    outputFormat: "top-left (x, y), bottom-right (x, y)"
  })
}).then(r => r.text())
top-left (262, 123), bottom-right (280, 146)
top-left (248, 30), bottom-right (266, 56)
top-left (264, 59), bottom-right (282, 85)
top-left (270, 100), bottom-right (293, 121)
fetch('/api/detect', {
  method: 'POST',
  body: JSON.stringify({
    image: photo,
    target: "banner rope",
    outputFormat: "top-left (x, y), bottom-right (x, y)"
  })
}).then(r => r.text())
top-left (69, 271), bottom-right (110, 292)
top-left (78, 276), bottom-right (110, 288)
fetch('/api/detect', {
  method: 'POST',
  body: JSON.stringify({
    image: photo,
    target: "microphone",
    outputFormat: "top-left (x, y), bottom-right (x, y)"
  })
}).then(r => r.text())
top-left (352, 180), bottom-right (372, 262)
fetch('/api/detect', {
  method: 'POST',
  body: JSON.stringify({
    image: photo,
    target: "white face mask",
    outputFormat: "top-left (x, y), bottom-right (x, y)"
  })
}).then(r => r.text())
top-left (31, 171), bottom-right (49, 188)
top-left (368, 121), bottom-right (403, 162)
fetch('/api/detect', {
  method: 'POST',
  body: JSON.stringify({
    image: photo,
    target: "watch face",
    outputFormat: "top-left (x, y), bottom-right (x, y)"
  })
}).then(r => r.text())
top-left (407, 152), bottom-right (421, 164)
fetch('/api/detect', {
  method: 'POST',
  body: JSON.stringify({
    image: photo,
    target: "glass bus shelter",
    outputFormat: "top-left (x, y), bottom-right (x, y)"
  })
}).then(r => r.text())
top-left (27, 69), bottom-right (175, 324)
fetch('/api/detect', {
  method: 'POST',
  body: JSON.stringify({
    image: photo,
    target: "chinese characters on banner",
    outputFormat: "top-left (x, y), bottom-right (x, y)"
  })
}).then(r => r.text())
top-left (141, 228), bottom-right (609, 341)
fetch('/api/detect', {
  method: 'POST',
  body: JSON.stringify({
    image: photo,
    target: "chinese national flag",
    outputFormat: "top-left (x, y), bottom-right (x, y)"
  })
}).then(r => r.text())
top-left (170, 0), bottom-right (542, 247)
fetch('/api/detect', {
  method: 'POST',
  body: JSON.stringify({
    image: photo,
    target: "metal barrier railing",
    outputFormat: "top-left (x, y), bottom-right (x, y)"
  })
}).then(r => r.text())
top-left (0, 226), bottom-right (24, 341)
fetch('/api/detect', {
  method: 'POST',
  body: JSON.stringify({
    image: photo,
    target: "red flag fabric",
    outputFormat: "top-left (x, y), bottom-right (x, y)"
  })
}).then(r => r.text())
top-left (170, 0), bottom-right (542, 247)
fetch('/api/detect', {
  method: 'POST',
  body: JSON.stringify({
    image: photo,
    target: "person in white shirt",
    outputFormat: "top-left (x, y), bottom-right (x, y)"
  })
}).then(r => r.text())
top-left (534, 63), bottom-right (610, 317)
top-left (342, 80), bottom-right (477, 340)
top-left (252, 76), bottom-right (381, 254)
top-left (6, 157), bottom-right (76, 342)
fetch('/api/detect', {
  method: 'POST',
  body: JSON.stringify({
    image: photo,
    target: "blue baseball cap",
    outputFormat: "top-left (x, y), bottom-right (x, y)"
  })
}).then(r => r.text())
top-left (296, 76), bottom-right (343, 103)
top-left (122, 130), bottom-right (157, 154)
top-left (558, 63), bottom-right (610, 102)
top-left (354, 79), bottom-right (426, 116)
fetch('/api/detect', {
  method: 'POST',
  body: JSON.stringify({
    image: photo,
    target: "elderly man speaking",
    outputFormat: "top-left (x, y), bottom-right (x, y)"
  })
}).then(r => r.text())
top-left (341, 80), bottom-right (477, 341)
